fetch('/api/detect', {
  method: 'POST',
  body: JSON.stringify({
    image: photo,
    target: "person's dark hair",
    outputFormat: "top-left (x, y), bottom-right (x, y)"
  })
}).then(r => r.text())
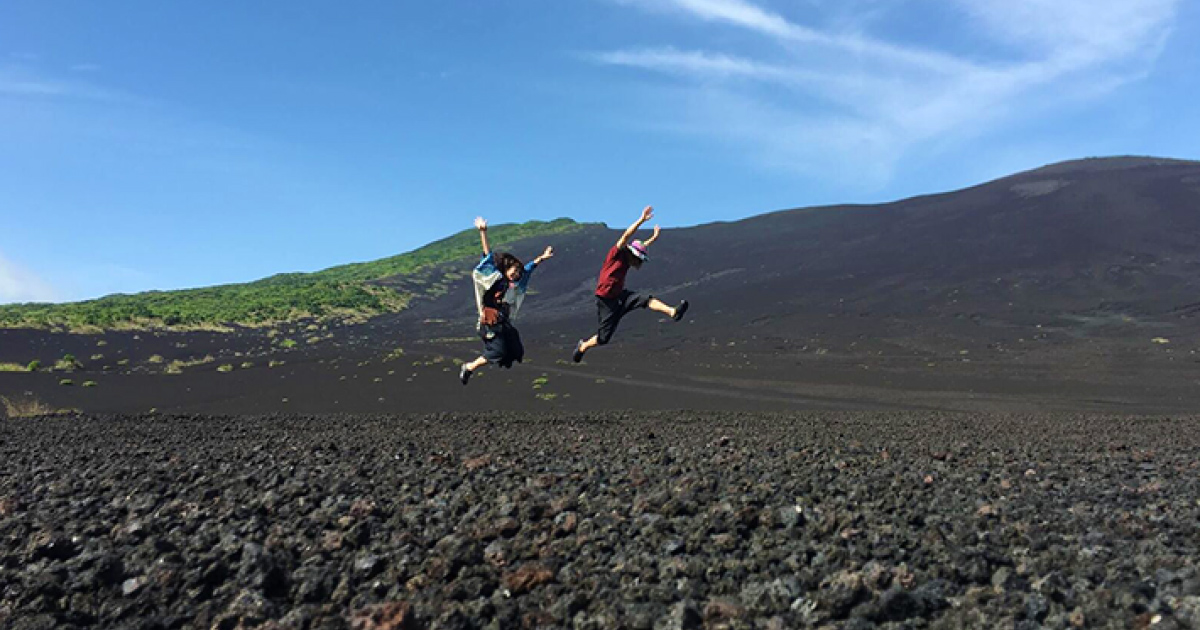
top-left (623, 247), bottom-right (643, 269)
top-left (495, 252), bottom-right (523, 276)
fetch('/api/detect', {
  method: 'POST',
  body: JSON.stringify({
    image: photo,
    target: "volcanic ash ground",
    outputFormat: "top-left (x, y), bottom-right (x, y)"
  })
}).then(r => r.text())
top-left (2, 411), bottom-right (1200, 629)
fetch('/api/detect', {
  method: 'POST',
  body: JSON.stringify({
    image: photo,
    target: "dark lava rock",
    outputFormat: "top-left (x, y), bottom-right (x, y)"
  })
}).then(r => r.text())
top-left (2, 411), bottom-right (1200, 629)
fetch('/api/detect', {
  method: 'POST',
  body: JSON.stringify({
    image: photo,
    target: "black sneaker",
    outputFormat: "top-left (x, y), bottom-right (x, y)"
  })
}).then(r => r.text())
top-left (459, 365), bottom-right (473, 385)
top-left (572, 340), bottom-right (586, 363)
top-left (672, 300), bottom-right (689, 322)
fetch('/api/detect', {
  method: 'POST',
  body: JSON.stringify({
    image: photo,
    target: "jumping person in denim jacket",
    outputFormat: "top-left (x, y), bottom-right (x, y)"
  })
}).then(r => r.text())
top-left (460, 217), bottom-right (554, 385)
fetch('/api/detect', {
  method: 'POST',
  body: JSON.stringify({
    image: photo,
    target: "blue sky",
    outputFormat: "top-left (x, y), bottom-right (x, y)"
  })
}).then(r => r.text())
top-left (2, 0), bottom-right (1197, 304)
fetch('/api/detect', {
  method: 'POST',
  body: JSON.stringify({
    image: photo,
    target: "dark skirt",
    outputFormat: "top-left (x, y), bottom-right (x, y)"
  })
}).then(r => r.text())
top-left (479, 321), bottom-right (524, 368)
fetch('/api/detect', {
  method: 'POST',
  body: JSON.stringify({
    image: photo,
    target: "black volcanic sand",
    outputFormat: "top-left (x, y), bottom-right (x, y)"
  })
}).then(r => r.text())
top-left (3, 412), bottom-right (1200, 629)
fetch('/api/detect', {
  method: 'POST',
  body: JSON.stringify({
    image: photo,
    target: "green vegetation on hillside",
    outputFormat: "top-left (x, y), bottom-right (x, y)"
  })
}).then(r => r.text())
top-left (0, 218), bottom-right (584, 331)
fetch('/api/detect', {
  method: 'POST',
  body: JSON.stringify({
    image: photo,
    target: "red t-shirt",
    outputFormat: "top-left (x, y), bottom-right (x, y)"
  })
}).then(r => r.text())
top-left (595, 245), bottom-right (630, 299)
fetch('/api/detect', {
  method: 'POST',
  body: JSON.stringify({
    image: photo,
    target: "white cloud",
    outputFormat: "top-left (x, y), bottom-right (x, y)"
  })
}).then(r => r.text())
top-left (0, 64), bottom-right (134, 103)
top-left (0, 253), bottom-right (58, 304)
top-left (596, 0), bottom-right (1179, 184)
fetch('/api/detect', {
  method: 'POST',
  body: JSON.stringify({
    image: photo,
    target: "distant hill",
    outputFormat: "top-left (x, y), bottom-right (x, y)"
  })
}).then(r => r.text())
top-left (0, 218), bottom-right (587, 331)
top-left (384, 156), bottom-right (1200, 349)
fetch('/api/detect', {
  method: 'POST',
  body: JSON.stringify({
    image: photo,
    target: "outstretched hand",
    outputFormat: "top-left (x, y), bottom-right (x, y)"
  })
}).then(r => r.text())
top-left (640, 205), bottom-right (654, 223)
top-left (652, 225), bottom-right (661, 240)
top-left (540, 246), bottom-right (554, 261)
top-left (474, 216), bottom-right (488, 231)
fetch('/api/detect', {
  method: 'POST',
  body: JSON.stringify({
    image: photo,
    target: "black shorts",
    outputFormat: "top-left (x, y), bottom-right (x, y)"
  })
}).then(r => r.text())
top-left (479, 322), bottom-right (524, 368)
top-left (595, 290), bottom-right (649, 345)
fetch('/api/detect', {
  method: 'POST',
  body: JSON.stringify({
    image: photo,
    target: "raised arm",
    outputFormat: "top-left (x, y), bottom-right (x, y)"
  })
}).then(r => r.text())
top-left (474, 216), bottom-right (490, 255)
top-left (616, 205), bottom-right (654, 249)
top-left (532, 245), bottom-right (554, 266)
top-left (643, 225), bottom-right (661, 248)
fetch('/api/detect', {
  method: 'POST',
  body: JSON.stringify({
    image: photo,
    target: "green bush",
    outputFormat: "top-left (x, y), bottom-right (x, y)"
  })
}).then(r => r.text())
top-left (26, 360), bottom-right (41, 372)
top-left (0, 219), bottom-right (586, 330)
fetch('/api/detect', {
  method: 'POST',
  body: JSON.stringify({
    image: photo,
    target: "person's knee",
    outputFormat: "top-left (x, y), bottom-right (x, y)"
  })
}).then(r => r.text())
top-left (596, 331), bottom-right (612, 345)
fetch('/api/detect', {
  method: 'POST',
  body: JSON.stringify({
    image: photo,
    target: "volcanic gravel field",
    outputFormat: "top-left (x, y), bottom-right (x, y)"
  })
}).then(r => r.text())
top-left (3, 412), bottom-right (1200, 629)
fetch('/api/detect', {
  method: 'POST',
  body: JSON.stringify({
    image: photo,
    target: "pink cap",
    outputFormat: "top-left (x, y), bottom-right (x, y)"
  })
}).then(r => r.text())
top-left (628, 240), bottom-right (649, 261)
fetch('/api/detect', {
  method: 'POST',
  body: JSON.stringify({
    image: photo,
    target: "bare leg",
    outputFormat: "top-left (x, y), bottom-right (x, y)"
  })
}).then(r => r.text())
top-left (579, 335), bottom-right (599, 353)
top-left (647, 298), bottom-right (677, 318)
top-left (464, 356), bottom-right (488, 371)
top-left (460, 355), bottom-right (488, 384)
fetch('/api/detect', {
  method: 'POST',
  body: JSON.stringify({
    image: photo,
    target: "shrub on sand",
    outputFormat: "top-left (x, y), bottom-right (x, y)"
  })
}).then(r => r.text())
top-left (1, 395), bottom-right (56, 418)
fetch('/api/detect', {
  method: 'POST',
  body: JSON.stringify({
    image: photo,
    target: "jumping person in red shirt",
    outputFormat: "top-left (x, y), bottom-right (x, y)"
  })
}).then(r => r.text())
top-left (572, 205), bottom-right (688, 363)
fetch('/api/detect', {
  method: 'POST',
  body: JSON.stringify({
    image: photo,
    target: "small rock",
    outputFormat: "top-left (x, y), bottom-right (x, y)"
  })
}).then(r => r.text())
top-left (502, 563), bottom-right (555, 595)
top-left (553, 511), bottom-right (578, 536)
top-left (703, 597), bottom-right (746, 621)
top-left (121, 577), bottom-right (145, 597)
top-left (350, 601), bottom-right (417, 630)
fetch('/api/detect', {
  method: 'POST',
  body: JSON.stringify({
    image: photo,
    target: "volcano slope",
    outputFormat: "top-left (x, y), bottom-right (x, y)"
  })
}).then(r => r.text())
top-left (4, 156), bottom-right (1200, 415)
top-left (3, 411), bottom-right (1200, 629)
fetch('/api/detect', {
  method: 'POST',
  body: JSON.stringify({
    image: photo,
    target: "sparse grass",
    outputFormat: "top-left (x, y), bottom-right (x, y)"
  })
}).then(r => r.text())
top-left (0, 363), bottom-right (27, 372)
top-left (117, 358), bottom-right (130, 366)
top-left (240, 361), bottom-right (254, 369)
top-left (535, 393), bottom-right (558, 401)
top-left (90, 354), bottom-right (104, 361)
top-left (384, 347), bottom-right (405, 361)
top-left (165, 354), bottom-right (216, 374)
top-left (217, 364), bottom-right (234, 373)
top-left (147, 354), bottom-right (164, 364)
top-left (278, 339), bottom-right (298, 349)
top-left (59, 379), bottom-right (74, 386)
top-left (268, 360), bottom-right (286, 368)
top-left (1, 395), bottom-right (56, 417)
top-left (82, 380), bottom-right (97, 388)
top-left (54, 354), bottom-right (82, 371)
top-left (532, 376), bottom-right (549, 389)
top-left (96, 339), bottom-right (107, 346)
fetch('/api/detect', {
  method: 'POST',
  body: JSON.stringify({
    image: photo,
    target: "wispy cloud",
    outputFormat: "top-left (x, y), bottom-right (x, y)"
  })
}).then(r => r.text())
top-left (596, 0), bottom-right (1179, 185)
top-left (0, 64), bottom-right (131, 102)
top-left (0, 253), bottom-right (58, 304)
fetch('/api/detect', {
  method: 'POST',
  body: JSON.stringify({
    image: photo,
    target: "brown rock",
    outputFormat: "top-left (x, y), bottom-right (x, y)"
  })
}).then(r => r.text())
top-left (349, 601), bottom-right (417, 630)
top-left (321, 531), bottom-right (344, 552)
top-left (349, 499), bottom-right (377, 519)
top-left (503, 563), bottom-right (555, 595)
top-left (478, 517), bottom-right (521, 540)
top-left (463, 455), bottom-right (492, 471)
top-left (703, 598), bottom-right (747, 620)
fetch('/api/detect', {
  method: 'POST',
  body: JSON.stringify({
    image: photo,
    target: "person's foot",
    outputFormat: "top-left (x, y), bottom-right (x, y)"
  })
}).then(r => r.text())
top-left (459, 365), bottom-right (473, 385)
top-left (572, 340), bottom-right (586, 363)
top-left (672, 300), bottom-right (689, 322)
